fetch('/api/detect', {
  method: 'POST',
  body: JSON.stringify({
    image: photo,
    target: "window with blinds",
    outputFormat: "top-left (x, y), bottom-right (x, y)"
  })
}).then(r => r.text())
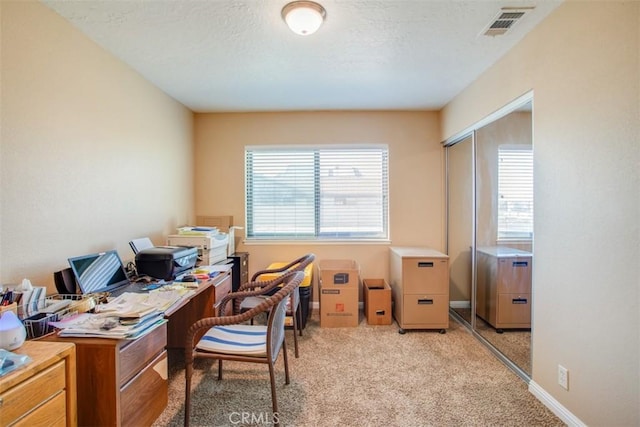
top-left (497, 147), bottom-right (533, 240)
top-left (245, 145), bottom-right (389, 241)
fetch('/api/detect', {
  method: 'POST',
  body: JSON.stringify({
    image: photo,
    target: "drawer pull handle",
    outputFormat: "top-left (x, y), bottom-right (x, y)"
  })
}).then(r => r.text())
top-left (513, 261), bottom-right (528, 267)
top-left (417, 262), bottom-right (434, 268)
top-left (512, 298), bottom-right (528, 304)
top-left (418, 299), bottom-right (434, 305)
top-left (375, 310), bottom-right (386, 315)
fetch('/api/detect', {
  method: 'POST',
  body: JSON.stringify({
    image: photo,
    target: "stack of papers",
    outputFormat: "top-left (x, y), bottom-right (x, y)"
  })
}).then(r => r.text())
top-left (51, 312), bottom-right (166, 340)
top-left (49, 287), bottom-right (193, 339)
top-left (177, 226), bottom-right (219, 236)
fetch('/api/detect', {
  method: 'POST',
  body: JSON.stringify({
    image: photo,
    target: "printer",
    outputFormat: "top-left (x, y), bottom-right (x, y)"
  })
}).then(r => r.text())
top-left (134, 246), bottom-right (198, 280)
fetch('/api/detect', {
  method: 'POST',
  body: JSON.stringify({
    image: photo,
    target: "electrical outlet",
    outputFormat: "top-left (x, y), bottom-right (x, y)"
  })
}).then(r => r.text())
top-left (558, 365), bottom-right (569, 390)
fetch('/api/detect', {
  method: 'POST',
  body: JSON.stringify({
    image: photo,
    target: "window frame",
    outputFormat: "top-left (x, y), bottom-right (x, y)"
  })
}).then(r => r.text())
top-left (245, 144), bottom-right (390, 243)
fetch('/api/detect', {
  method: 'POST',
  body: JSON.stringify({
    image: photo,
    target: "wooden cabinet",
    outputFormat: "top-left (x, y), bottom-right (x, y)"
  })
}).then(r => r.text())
top-left (44, 323), bottom-right (167, 427)
top-left (0, 341), bottom-right (76, 427)
top-left (476, 246), bottom-right (532, 331)
top-left (389, 247), bottom-right (449, 333)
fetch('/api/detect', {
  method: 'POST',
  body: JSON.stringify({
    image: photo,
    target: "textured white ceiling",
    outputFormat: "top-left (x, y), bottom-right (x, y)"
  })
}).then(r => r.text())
top-left (41, 0), bottom-right (562, 112)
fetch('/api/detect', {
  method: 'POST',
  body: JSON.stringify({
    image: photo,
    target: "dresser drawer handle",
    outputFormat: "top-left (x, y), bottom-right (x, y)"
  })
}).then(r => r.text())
top-left (512, 298), bottom-right (528, 304)
top-left (512, 261), bottom-right (528, 267)
top-left (417, 262), bottom-right (434, 268)
top-left (417, 298), bottom-right (434, 305)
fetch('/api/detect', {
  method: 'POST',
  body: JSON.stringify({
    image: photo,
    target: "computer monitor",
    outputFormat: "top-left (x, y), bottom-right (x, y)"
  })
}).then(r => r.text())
top-left (68, 250), bottom-right (130, 294)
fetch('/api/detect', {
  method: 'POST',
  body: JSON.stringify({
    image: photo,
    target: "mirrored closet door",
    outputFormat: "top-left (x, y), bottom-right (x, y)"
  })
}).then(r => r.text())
top-left (446, 134), bottom-right (474, 325)
top-left (446, 97), bottom-right (533, 379)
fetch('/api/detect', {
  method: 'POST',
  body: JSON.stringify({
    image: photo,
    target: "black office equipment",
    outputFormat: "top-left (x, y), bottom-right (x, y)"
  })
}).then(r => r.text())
top-left (135, 246), bottom-right (197, 280)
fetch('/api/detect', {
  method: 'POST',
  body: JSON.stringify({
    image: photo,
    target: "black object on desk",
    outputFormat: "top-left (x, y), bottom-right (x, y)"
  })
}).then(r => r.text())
top-left (227, 252), bottom-right (249, 292)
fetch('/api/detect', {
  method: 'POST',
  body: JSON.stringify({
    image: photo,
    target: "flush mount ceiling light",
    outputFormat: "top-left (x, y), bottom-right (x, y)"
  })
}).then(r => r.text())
top-left (282, 1), bottom-right (326, 36)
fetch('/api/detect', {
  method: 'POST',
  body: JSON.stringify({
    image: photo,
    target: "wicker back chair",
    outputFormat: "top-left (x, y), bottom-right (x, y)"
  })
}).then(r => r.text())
top-left (184, 271), bottom-right (304, 427)
top-left (237, 253), bottom-right (315, 358)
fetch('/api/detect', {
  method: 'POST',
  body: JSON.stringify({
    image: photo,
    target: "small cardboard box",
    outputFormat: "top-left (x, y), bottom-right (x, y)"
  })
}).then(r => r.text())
top-left (318, 259), bottom-right (359, 289)
top-left (319, 287), bottom-right (359, 327)
top-left (363, 279), bottom-right (392, 325)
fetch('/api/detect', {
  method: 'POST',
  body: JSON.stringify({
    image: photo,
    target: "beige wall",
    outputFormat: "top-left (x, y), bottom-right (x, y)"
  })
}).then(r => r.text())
top-left (0, 1), bottom-right (194, 294)
top-left (194, 111), bottom-right (443, 301)
top-left (442, 1), bottom-right (639, 425)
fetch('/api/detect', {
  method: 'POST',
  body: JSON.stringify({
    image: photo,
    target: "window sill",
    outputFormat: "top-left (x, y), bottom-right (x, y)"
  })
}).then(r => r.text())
top-left (243, 239), bottom-right (391, 246)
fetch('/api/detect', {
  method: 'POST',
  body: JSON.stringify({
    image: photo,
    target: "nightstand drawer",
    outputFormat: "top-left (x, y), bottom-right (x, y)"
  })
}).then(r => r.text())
top-left (0, 361), bottom-right (66, 426)
top-left (13, 390), bottom-right (66, 427)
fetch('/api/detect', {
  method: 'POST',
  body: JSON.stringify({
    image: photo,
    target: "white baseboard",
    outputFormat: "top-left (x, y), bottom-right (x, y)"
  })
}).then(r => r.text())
top-left (449, 300), bottom-right (470, 309)
top-left (529, 380), bottom-right (586, 427)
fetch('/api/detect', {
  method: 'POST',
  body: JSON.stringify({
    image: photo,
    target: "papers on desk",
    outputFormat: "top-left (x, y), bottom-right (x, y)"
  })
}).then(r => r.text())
top-left (49, 286), bottom-right (193, 339)
top-left (50, 312), bottom-right (166, 339)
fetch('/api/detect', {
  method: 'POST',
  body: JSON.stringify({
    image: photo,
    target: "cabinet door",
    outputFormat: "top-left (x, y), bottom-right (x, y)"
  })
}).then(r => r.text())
top-left (402, 258), bottom-right (448, 294)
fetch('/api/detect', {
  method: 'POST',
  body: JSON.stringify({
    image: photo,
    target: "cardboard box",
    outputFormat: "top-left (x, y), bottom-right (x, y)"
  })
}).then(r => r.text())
top-left (318, 259), bottom-right (359, 289)
top-left (196, 215), bottom-right (233, 232)
top-left (319, 287), bottom-right (359, 327)
top-left (363, 279), bottom-right (392, 325)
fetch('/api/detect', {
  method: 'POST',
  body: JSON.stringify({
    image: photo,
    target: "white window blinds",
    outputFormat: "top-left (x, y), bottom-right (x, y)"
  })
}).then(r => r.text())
top-left (245, 146), bottom-right (389, 240)
top-left (497, 147), bottom-right (534, 240)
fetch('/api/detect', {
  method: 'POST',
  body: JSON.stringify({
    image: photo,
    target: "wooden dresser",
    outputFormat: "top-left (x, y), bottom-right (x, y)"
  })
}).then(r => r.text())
top-left (0, 341), bottom-right (77, 427)
top-left (389, 247), bottom-right (450, 334)
top-left (45, 323), bottom-right (168, 427)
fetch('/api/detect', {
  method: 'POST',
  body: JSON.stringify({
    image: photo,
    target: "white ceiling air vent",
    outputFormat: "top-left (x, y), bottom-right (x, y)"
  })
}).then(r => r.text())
top-left (482, 7), bottom-right (535, 37)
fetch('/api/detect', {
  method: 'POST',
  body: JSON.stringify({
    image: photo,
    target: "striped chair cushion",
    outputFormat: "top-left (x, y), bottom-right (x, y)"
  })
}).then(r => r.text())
top-left (196, 325), bottom-right (268, 356)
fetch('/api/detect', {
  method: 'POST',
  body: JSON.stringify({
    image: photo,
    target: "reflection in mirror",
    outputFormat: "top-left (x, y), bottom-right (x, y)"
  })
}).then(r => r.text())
top-left (447, 135), bottom-right (474, 325)
top-left (474, 101), bottom-right (533, 376)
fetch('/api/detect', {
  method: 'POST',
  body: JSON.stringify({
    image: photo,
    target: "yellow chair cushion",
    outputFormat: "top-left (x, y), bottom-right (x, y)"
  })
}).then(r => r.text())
top-left (258, 262), bottom-right (313, 287)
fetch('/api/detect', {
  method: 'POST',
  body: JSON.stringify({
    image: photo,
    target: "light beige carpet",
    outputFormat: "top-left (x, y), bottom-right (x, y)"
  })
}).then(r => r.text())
top-left (154, 312), bottom-right (563, 427)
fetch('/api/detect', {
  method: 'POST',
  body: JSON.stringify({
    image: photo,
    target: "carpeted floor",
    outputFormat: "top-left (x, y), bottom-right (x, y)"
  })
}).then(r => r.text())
top-left (154, 312), bottom-right (563, 427)
top-left (452, 307), bottom-right (531, 374)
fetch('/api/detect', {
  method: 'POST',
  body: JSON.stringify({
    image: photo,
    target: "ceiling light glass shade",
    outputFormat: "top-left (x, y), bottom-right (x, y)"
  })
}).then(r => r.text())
top-left (282, 1), bottom-right (326, 36)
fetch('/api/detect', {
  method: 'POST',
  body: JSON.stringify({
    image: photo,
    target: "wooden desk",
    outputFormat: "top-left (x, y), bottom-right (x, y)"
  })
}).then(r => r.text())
top-left (42, 270), bottom-right (232, 426)
top-left (165, 269), bottom-right (232, 349)
top-left (0, 341), bottom-right (77, 427)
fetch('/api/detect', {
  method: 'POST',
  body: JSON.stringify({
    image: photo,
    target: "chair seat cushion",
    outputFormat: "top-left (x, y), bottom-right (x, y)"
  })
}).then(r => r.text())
top-left (196, 325), bottom-right (268, 356)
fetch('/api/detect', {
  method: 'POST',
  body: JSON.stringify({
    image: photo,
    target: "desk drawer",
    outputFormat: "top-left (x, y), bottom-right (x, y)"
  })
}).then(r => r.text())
top-left (0, 361), bottom-right (65, 426)
top-left (121, 350), bottom-right (168, 427)
top-left (119, 323), bottom-right (167, 386)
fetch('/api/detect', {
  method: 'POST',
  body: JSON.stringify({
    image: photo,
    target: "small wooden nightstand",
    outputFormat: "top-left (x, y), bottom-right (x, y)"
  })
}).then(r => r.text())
top-left (0, 341), bottom-right (77, 427)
